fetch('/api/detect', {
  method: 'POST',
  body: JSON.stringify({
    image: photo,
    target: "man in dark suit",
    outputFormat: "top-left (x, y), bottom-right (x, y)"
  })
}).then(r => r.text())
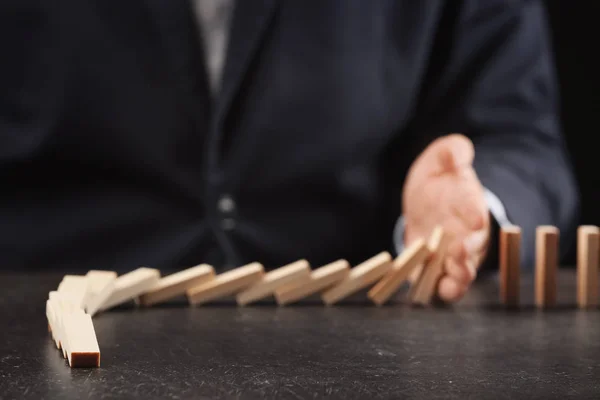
top-left (0, 0), bottom-right (577, 303)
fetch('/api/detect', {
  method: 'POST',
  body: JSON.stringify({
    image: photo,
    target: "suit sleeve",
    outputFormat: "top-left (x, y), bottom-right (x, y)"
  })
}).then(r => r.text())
top-left (405, 0), bottom-right (578, 268)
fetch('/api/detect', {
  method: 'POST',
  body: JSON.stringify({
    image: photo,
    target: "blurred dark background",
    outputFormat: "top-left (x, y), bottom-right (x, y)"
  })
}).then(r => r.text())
top-left (545, 1), bottom-right (598, 264)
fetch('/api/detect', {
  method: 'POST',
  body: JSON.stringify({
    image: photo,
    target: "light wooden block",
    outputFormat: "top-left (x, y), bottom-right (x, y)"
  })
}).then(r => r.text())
top-left (98, 267), bottom-right (161, 312)
top-left (187, 262), bottom-right (265, 305)
top-left (237, 260), bottom-right (311, 305)
top-left (57, 275), bottom-right (89, 309)
top-left (274, 259), bottom-right (350, 305)
top-left (577, 226), bottom-right (599, 308)
top-left (367, 238), bottom-right (431, 306)
top-left (535, 226), bottom-right (558, 308)
top-left (500, 225), bottom-right (521, 307)
top-left (49, 291), bottom-right (81, 358)
top-left (63, 312), bottom-right (100, 368)
top-left (138, 264), bottom-right (215, 306)
top-left (84, 270), bottom-right (118, 316)
top-left (321, 252), bottom-right (392, 305)
top-left (410, 226), bottom-right (450, 305)
top-left (46, 293), bottom-right (61, 349)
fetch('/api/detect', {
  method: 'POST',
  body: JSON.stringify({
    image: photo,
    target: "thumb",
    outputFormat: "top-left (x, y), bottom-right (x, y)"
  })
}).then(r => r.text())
top-left (434, 134), bottom-right (475, 174)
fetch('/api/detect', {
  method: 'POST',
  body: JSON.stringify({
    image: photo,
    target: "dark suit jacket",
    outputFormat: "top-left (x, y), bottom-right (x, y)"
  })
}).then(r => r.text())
top-left (0, 0), bottom-right (577, 272)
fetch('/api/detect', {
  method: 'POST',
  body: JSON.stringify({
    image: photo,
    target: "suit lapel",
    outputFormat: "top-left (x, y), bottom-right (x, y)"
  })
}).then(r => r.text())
top-left (215, 0), bottom-right (280, 120)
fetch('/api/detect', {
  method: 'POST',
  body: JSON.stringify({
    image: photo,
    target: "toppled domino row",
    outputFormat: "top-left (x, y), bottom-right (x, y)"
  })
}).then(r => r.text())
top-left (46, 226), bottom-right (451, 367)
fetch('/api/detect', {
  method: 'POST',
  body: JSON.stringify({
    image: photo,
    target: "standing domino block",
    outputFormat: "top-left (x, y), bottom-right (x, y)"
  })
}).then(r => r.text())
top-left (535, 226), bottom-right (559, 308)
top-left (321, 252), bottom-right (392, 305)
top-left (577, 226), bottom-right (599, 308)
top-left (63, 312), bottom-right (101, 368)
top-left (84, 270), bottom-right (117, 316)
top-left (410, 226), bottom-right (450, 306)
top-left (138, 264), bottom-right (215, 306)
top-left (237, 260), bottom-right (311, 306)
top-left (187, 262), bottom-right (265, 306)
top-left (275, 259), bottom-right (350, 305)
top-left (367, 238), bottom-right (431, 306)
top-left (500, 225), bottom-right (521, 307)
top-left (98, 267), bottom-right (161, 312)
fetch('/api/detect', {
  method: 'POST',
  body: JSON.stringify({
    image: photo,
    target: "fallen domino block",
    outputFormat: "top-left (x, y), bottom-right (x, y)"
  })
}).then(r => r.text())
top-left (187, 262), bottom-right (265, 306)
top-left (500, 225), bottom-right (521, 307)
top-left (410, 226), bottom-right (450, 305)
top-left (535, 226), bottom-right (559, 308)
top-left (98, 267), bottom-right (161, 312)
top-left (275, 259), bottom-right (350, 305)
top-left (57, 275), bottom-right (89, 309)
top-left (367, 238), bottom-right (431, 306)
top-left (63, 312), bottom-right (101, 368)
top-left (49, 291), bottom-right (82, 358)
top-left (46, 292), bottom-right (61, 349)
top-left (237, 260), bottom-right (311, 306)
top-left (84, 270), bottom-right (117, 316)
top-left (138, 264), bottom-right (215, 306)
top-left (321, 252), bottom-right (392, 305)
top-left (577, 226), bottom-right (599, 309)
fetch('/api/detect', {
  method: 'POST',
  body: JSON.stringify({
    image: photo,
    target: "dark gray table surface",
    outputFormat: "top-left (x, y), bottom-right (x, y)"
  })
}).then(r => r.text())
top-left (1, 270), bottom-right (599, 399)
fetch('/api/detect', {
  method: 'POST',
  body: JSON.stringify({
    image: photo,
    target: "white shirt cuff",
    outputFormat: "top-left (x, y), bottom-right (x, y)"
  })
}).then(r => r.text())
top-left (393, 187), bottom-right (511, 255)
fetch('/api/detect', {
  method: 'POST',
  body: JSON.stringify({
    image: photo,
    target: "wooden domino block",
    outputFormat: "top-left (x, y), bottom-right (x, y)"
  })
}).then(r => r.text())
top-left (187, 262), bottom-right (264, 305)
top-left (46, 292), bottom-right (61, 349)
top-left (57, 275), bottom-right (89, 309)
top-left (367, 238), bottom-right (431, 306)
top-left (84, 270), bottom-right (117, 316)
top-left (49, 291), bottom-right (81, 358)
top-left (321, 252), bottom-right (392, 305)
top-left (500, 225), bottom-right (521, 307)
top-left (535, 226), bottom-right (559, 308)
top-left (274, 259), bottom-right (350, 305)
top-left (237, 260), bottom-right (311, 306)
top-left (410, 226), bottom-right (450, 305)
top-left (98, 267), bottom-right (161, 312)
top-left (63, 312), bottom-right (101, 368)
top-left (577, 226), bottom-right (599, 309)
top-left (138, 264), bottom-right (215, 306)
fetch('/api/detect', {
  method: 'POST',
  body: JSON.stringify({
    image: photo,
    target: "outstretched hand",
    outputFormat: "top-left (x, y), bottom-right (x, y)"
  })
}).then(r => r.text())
top-left (403, 134), bottom-right (490, 302)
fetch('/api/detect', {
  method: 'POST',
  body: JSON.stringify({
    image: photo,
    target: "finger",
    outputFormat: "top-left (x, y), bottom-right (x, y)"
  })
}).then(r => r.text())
top-left (444, 255), bottom-right (476, 285)
top-left (437, 275), bottom-right (469, 303)
top-left (445, 241), bottom-right (477, 283)
top-left (435, 134), bottom-right (475, 174)
top-left (464, 228), bottom-right (489, 257)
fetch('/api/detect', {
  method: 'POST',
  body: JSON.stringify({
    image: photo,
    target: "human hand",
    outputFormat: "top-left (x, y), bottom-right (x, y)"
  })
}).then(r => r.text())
top-left (402, 134), bottom-right (490, 302)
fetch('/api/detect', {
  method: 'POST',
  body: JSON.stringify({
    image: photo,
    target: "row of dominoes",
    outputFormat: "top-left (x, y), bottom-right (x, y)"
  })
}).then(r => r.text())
top-left (500, 225), bottom-right (599, 308)
top-left (45, 226), bottom-right (453, 367)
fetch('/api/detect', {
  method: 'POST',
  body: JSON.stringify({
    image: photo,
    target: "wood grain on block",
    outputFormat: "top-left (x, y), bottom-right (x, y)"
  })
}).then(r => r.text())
top-left (577, 226), bottom-right (599, 308)
top-left (63, 312), bottom-right (100, 368)
top-left (138, 264), bottom-right (215, 306)
top-left (321, 252), bottom-right (392, 305)
top-left (84, 270), bottom-right (117, 316)
top-left (57, 275), bottom-right (89, 309)
top-left (535, 226), bottom-right (559, 308)
top-left (237, 260), bottom-right (311, 305)
top-left (99, 267), bottom-right (161, 311)
top-left (275, 259), bottom-right (350, 305)
top-left (367, 238), bottom-right (431, 306)
top-left (410, 226), bottom-right (450, 305)
top-left (500, 225), bottom-right (521, 307)
top-left (187, 262), bottom-right (265, 305)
